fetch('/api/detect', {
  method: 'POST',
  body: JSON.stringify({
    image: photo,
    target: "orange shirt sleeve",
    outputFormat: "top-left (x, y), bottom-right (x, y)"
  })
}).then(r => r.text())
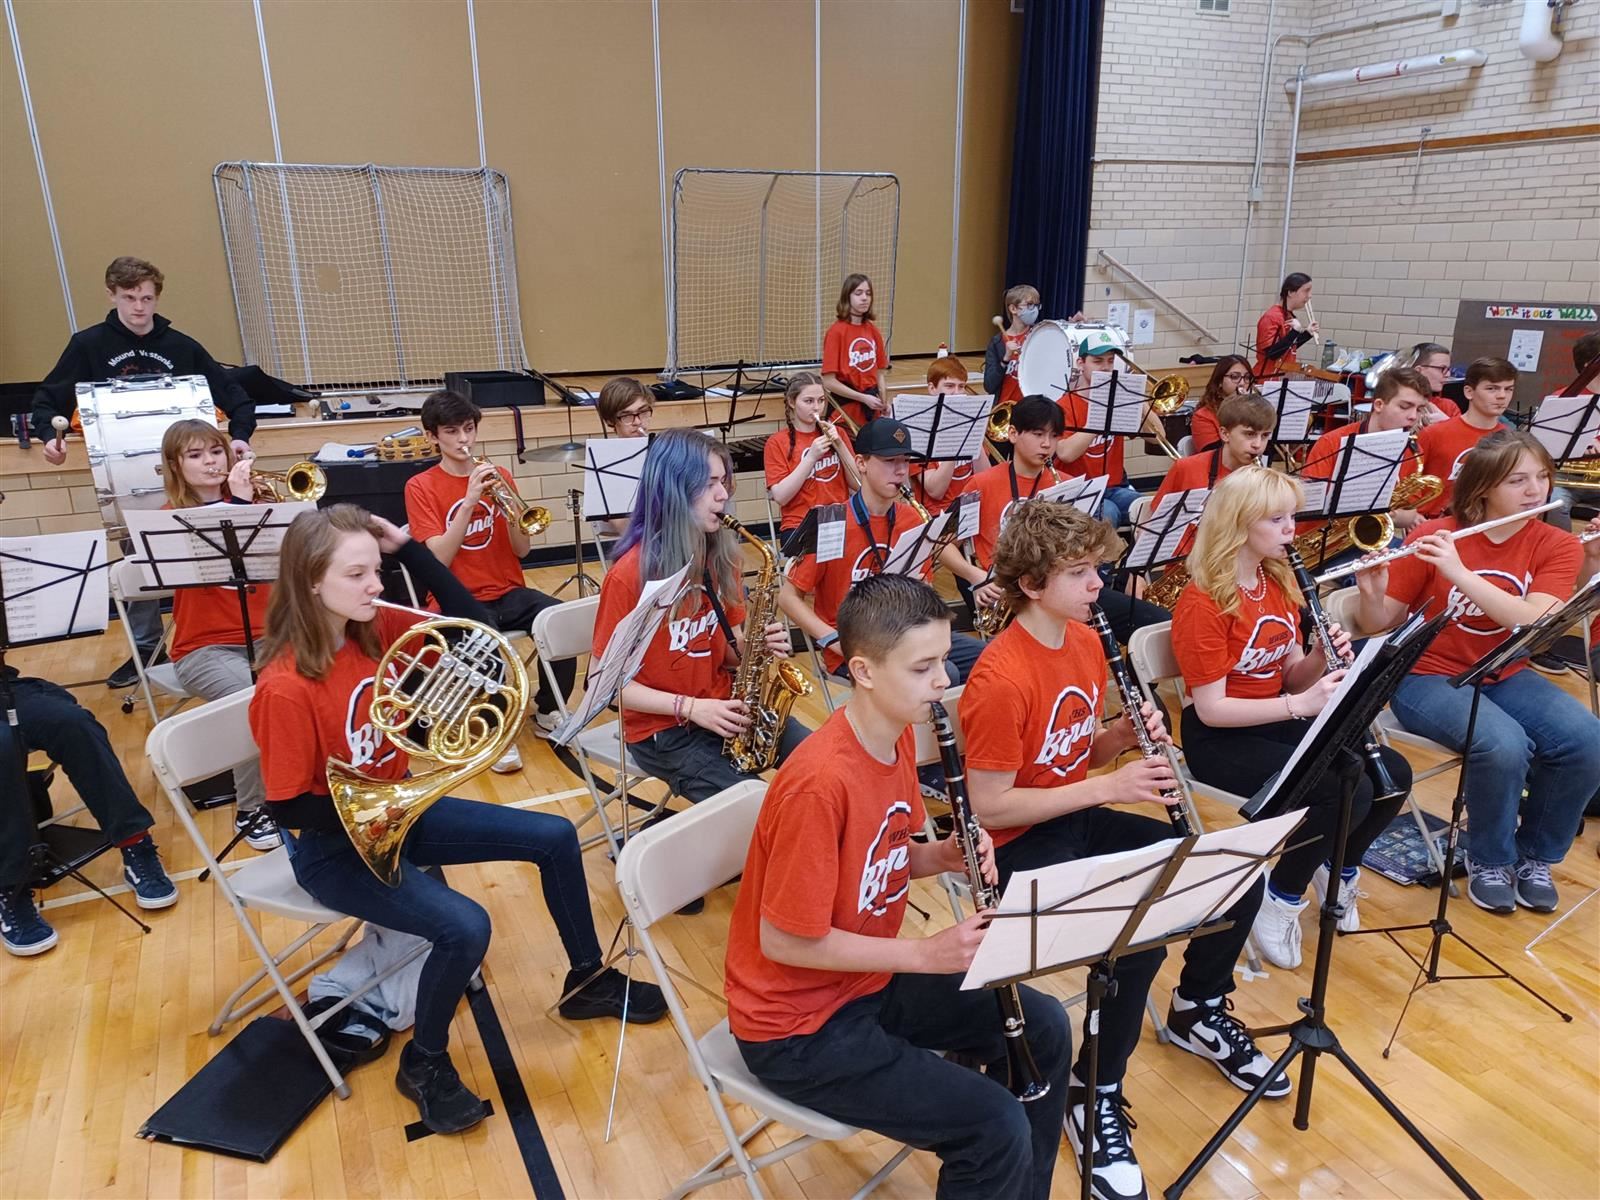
top-left (1171, 587), bottom-right (1235, 689)
top-left (405, 471), bottom-right (447, 544)
top-left (764, 430), bottom-right (793, 488)
top-left (591, 554), bottom-right (640, 660)
top-left (821, 323), bottom-right (846, 377)
top-left (757, 788), bottom-right (847, 939)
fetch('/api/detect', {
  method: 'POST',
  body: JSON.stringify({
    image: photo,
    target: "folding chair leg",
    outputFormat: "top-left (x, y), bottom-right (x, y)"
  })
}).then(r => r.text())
top-left (210, 918), bottom-right (362, 1033)
top-left (667, 1113), bottom-right (777, 1200)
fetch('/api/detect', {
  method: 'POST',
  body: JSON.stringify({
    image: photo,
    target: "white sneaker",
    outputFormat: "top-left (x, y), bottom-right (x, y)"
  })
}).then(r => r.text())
top-left (491, 744), bottom-right (523, 774)
top-left (1310, 864), bottom-right (1364, 933)
top-left (1252, 888), bottom-right (1308, 969)
top-left (530, 709), bottom-right (562, 739)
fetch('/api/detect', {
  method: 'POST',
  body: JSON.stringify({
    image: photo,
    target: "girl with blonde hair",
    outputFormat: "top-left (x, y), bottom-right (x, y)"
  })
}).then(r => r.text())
top-left (1172, 466), bottom-right (1410, 969)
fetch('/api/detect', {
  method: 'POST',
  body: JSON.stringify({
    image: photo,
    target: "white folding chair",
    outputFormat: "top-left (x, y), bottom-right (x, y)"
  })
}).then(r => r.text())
top-left (530, 594), bottom-right (676, 853)
top-left (615, 781), bottom-right (917, 1200)
top-left (110, 558), bottom-right (198, 722)
top-left (1324, 587), bottom-right (1458, 883)
top-left (1176, 435), bottom-right (1195, 457)
top-left (146, 690), bottom-right (427, 1098)
top-left (1583, 611), bottom-right (1597, 717)
top-left (1127, 493), bottom-right (1153, 533)
top-left (396, 560), bottom-right (538, 666)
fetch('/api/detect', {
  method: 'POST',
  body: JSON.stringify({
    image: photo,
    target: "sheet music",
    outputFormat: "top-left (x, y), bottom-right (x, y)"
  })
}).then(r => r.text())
top-left (962, 811), bottom-right (1300, 989)
top-left (891, 392), bottom-right (995, 461)
top-left (1126, 488), bottom-right (1209, 570)
top-left (1266, 378), bottom-right (1318, 443)
top-left (1527, 392), bottom-right (1600, 463)
top-left (551, 563), bottom-right (691, 746)
top-left (1307, 427), bottom-right (1407, 517)
top-left (815, 505), bottom-right (847, 564)
top-left (954, 491), bottom-right (981, 541)
top-left (0, 530), bottom-right (110, 644)
top-left (582, 436), bottom-right (649, 520)
top-left (1081, 370), bottom-right (1148, 436)
top-left (880, 513), bottom-right (957, 579)
top-left (1033, 476), bottom-right (1109, 517)
top-left (1253, 630), bottom-right (1391, 818)
top-left (123, 503), bottom-right (313, 589)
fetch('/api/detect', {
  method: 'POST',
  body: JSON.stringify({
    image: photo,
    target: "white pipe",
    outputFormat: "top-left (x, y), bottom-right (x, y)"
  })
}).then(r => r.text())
top-left (1519, 0), bottom-right (1562, 62)
top-left (1286, 48), bottom-right (1486, 92)
top-left (1279, 64), bottom-right (1306, 284)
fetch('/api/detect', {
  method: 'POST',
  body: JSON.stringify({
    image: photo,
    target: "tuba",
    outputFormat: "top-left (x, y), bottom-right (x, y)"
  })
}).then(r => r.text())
top-left (328, 601), bottom-right (530, 885)
top-left (721, 516), bottom-right (814, 772)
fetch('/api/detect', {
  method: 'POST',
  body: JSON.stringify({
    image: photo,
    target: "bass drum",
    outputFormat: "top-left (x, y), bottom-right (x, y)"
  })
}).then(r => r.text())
top-left (1018, 321), bottom-right (1130, 403)
top-left (78, 374), bottom-right (218, 538)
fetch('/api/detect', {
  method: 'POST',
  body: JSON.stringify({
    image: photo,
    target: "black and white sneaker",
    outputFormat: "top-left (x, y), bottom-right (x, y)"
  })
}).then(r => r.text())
top-left (1064, 1073), bottom-right (1147, 1200)
top-left (0, 885), bottom-right (58, 956)
top-left (235, 809), bottom-right (283, 852)
top-left (1165, 992), bottom-right (1290, 1098)
top-left (395, 1042), bottom-right (489, 1134)
top-left (120, 836), bottom-right (178, 910)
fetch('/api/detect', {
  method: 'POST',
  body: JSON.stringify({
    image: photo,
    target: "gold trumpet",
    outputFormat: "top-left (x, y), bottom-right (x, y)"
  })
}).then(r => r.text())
top-left (250, 460), bottom-right (327, 503)
top-left (1556, 457), bottom-right (1600, 491)
top-left (475, 456), bottom-right (552, 536)
top-left (328, 602), bottom-right (530, 884)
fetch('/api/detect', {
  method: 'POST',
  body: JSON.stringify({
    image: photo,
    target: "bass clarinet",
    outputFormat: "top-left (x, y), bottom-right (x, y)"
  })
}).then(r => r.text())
top-left (927, 700), bottom-right (1050, 1103)
top-left (1087, 603), bottom-right (1195, 837)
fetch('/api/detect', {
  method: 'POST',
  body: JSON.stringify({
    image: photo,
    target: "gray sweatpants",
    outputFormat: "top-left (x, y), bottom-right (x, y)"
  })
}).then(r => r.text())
top-left (172, 644), bottom-right (263, 814)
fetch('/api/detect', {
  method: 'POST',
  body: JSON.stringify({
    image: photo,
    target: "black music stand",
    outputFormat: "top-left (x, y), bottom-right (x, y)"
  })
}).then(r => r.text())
top-left (890, 392), bottom-right (993, 463)
top-left (974, 816), bottom-right (1298, 1200)
top-left (1259, 376), bottom-right (1320, 466)
top-left (1525, 388), bottom-right (1600, 469)
top-left (1060, 369), bottom-right (1146, 443)
top-left (0, 530), bottom-right (148, 933)
top-left (1348, 579), bottom-right (1600, 1053)
top-left (1167, 609), bottom-right (1483, 1199)
top-left (1123, 488), bottom-right (1207, 579)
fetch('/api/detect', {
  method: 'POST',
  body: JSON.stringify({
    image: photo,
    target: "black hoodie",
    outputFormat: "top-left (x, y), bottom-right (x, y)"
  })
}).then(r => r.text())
top-left (30, 310), bottom-right (256, 442)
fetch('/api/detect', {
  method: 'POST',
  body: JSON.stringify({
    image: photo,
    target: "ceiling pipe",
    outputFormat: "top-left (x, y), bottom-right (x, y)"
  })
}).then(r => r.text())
top-left (1519, 0), bottom-right (1564, 62)
top-left (1285, 48), bottom-right (1487, 93)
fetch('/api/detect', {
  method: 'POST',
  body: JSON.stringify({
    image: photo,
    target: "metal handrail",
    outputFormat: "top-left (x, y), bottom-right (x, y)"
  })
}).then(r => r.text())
top-left (1094, 250), bottom-right (1219, 344)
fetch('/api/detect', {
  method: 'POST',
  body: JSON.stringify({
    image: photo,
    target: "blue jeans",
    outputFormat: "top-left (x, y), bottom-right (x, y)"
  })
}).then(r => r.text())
top-left (282, 796), bottom-right (603, 1053)
top-left (1390, 671), bottom-right (1600, 867)
top-left (1102, 484), bottom-right (1139, 528)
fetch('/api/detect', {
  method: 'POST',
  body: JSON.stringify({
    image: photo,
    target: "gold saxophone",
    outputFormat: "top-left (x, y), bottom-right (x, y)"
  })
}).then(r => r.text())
top-left (1144, 468), bottom-right (1445, 609)
top-left (720, 515), bottom-right (814, 772)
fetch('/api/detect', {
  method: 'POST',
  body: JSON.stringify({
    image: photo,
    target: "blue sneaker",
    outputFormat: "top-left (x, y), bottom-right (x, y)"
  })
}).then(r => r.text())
top-left (120, 836), bottom-right (178, 910)
top-left (1, 885), bottom-right (59, 956)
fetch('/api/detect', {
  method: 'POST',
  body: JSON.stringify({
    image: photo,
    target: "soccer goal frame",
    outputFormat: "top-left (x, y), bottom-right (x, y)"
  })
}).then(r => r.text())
top-left (213, 161), bottom-right (529, 392)
top-left (664, 168), bottom-right (900, 379)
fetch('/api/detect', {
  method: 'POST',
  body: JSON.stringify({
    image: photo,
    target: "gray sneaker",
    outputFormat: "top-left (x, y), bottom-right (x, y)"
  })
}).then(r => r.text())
top-left (1465, 858), bottom-right (1515, 914)
top-left (1513, 859), bottom-right (1558, 912)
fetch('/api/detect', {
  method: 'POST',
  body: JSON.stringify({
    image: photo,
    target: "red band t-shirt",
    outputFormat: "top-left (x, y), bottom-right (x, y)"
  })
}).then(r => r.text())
top-left (1255, 305), bottom-right (1302, 378)
top-left (1189, 405), bottom-right (1223, 453)
top-left (1057, 392), bottom-right (1126, 484)
top-left (822, 319), bottom-right (888, 428)
top-left (786, 501), bottom-right (926, 672)
top-left (250, 606), bottom-right (422, 800)
top-left (724, 711), bottom-right (925, 1042)
top-left (404, 463), bottom-right (526, 601)
top-left (1385, 516), bottom-right (1581, 679)
top-left (1150, 449), bottom-right (1235, 557)
top-left (592, 545), bottom-right (745, 742)
top-left (968, 461), bottom-right (1052, 570)
top-left (164, 500), bottom-right (272, 660)
top-left (1172, 576), bottom-right (1300, 700)
top-left (961, 619), bottom-right (1108, 848)
top-left (1300, 420), bottom-right (1421, 484)
top-left (908, 456), bottom-right (977, 517)
top-left (1417, 416), bottom-right (1497, 517)
top-left (764, 426), bottom-right (855, 531)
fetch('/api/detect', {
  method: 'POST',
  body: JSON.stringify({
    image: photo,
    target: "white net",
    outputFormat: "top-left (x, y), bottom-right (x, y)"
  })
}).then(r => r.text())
top-left (213, 162), bottom-right (528, 390)
top-left (667, 169), bottom-right (900, 377)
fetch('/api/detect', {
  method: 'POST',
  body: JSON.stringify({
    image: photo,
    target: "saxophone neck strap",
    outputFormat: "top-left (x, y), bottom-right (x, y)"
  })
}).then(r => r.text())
top-left (703, 566), bottom-right (742, 665)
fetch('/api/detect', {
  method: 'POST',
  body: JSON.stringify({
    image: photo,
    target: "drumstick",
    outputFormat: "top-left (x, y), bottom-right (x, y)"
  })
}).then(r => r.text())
top-left (51, 415), bottom-right (69, 455)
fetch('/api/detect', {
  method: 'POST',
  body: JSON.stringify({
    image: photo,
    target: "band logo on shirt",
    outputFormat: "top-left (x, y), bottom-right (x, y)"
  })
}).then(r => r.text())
top-left (667, 606), bottom-right (721, 657)
top-left (1444, 569), bottom-right (1530, 634)
top-left (812, 450), bottom-right (841, 483)
top-left (445, 497), bottom-right (498, 551)
top-left (345, 676), bottom-right (397, 771)
top-left (850, 546), bottom-right (884, 584)
top-left (1447, 447), bottom-right (1476, 481)
top-left (858, 800), bottom-right (913, 917)
top-left (1036, 684), bottom-right (1101, 776)
top-left (1234, 615), bottom-right (1297, 678)
top-left (848, 337), bottom-right (879, 374)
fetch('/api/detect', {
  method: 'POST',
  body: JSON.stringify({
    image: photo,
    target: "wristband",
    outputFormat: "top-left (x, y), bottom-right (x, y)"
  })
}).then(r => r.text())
top-left (672, 694), bottom-right (685, 725)
top-left (816, 631), bottom-right (839, 650)
top-left (1285, 692), bottom-right (1297, 720)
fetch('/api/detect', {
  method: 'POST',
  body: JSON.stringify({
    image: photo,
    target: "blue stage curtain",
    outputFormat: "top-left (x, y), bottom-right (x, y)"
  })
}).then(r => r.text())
top-left (1005, 0), bottom-right (1105, 318)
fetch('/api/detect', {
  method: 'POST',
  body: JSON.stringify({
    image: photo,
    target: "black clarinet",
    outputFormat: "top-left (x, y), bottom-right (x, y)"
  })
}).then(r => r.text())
top-left (927, 701), bottom-right (1050, 1103)
top-left (1285, 548), bottom-right (1406, 801)
top-left (1088, 604), bottom-right (1195, 837)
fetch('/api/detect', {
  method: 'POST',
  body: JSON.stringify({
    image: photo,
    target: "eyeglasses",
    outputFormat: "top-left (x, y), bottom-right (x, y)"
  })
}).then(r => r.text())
top-left (617, 406), bottom-right (653, 422)
top-left (1224, 372), bottom-right (1252, 383)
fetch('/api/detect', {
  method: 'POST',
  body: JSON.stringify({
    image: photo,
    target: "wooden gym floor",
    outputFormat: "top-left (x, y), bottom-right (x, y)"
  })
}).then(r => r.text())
top-left (1, 557), bottom-right (1597, 1200)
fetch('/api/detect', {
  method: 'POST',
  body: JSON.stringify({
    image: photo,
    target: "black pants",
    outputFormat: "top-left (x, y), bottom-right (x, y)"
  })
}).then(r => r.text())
top-left (630, 718), bottom-right (809, 804)
top-left (1, 672), bottom-right (154, 889)
top-left (995, 807), bottom-right (1260, 1086)
top-left (484, 586), bottom-right (575, 716)
top-left (737, 973), bottom-right (1071, 1200)
top-left (956, 580), bottom-right (1165, 644)
top-left (1180, 706), bottom-right (1409, 895)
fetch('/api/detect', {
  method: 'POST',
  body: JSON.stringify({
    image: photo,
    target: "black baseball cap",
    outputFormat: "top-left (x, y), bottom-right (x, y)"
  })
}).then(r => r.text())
top-left (852, 418), bottom-right (924, 459)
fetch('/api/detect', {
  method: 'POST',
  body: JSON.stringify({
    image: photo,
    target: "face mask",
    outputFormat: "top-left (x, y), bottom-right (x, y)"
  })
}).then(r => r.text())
top-left (1018, 305), bottom-right (1040, 327)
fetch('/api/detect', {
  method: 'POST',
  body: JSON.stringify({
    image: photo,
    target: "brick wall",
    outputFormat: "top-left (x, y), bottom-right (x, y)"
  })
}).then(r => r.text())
top-left (1084, 0), bottom-right (1597, 367)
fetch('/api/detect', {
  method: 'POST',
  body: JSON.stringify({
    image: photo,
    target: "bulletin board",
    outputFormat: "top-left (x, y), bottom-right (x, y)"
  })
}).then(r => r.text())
top-left (1450, 299), bottom-right (1599, 414)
